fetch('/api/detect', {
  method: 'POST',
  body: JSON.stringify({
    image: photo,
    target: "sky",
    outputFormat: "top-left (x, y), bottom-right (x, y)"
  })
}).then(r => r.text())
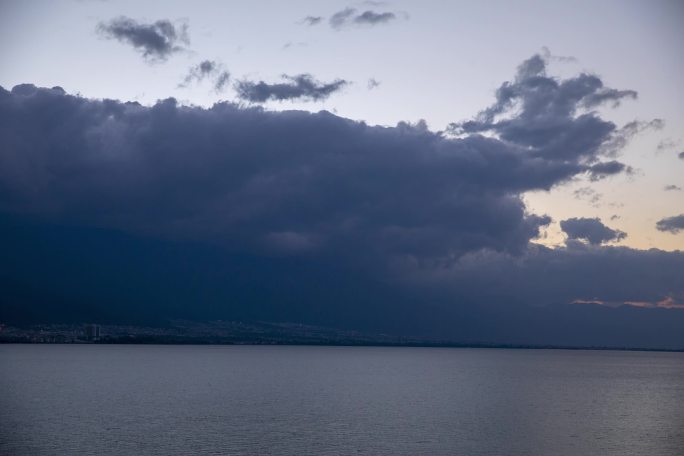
top-left (0, 0), bottom-right (683, 348)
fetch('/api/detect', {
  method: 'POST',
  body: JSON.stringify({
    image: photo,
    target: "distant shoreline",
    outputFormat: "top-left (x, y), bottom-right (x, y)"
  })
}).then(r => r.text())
top-left (2, 340), bottom-right (682, 353)
top-left (3, 320), bottom-right (682, 353)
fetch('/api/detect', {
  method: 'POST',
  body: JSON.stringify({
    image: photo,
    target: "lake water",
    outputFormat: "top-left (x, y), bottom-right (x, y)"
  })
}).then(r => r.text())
top-left (1, 345), bottom-right (683, 455)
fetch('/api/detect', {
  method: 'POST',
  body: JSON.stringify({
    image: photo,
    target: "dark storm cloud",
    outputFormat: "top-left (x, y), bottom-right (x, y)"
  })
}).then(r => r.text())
top-left (0, 57), bottom-right (646, 265)
top-left (664, 184), bottom-right (681, 191)
top-left (97, 16), bottom-right (189, 62)
top-left (2, 55), bottom-right (684, 348)
top-left (560, 217), bottom-right (626, 245)
top-left (329, 7), bottom-right (397, 29)
top-left (656, 214), bottom-right (684, 234)
top-left (0, 83), bottom-right (552, 263)
top-left (179, 60), bottom-right (230, 92)
top-left (234, 74), bottom-right (348, 102)
top-left (4, 216), bottom-right (683, 348)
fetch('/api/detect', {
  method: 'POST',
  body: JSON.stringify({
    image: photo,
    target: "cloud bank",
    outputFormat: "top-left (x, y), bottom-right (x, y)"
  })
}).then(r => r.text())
top-left (0, 56), bottom-right (648, 264)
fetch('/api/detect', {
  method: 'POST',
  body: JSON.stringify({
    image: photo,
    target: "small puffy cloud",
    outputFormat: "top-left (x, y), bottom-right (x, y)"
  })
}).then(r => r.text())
top-left (301, 16), bottom-right (323, 26)
top-left (586, 160), bottom-right (632, 181)
top-left (329, 7), bottom-right (397, 29)
top-left (656, 138), bottom-right (678, 154)
top-left (664, 184), bottom-right (681, 191)
top-left (329, 8), bottom-right (356, 28)
top-left (355, 10), bottom-right (396, 25)
top-left (560, 217), bottom-right (626, 245)
top-left (573, 187), bottom-right (602, 206)
top-left (215, 72), bottom-right (231, 92)
top-left (97, 16), bottom-right (189, 62)
top-left (367, 78), bottom-right (381, 90)
top-left (235, 74), bottom-right (348, 102)
top-left (282, 41), bottom-right (307, 50)
top-left (179, 60), bottom-right (230, 92)
top-left (656, 214), bottom-right (684, 234)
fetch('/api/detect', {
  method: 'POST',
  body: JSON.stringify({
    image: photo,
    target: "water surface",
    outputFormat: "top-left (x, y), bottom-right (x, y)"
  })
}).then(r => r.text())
top-left (1, 345), bottom-right (682, 455)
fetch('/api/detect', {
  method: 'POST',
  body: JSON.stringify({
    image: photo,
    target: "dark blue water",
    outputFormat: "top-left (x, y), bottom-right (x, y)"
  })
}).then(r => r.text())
top-left (1, 345), bottom-right (683, 455)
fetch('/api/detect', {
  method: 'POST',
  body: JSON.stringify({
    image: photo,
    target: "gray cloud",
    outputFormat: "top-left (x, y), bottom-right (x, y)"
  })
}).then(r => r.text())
top-left (179, 60), bottom-right (230, 92)
top-left (97, 16), bottom-right (189, 62)
top-left (656, 214), bottom-right (684, 234)
top-left (448, 55), bottom-right (643, 179)
top-left (329, 8), bottom-right (356, 28)
top-left (560, 217), bottom-right (626, 245)
top-left (600, 119), bottom-right (664, 157)
top-left (664, 184), bottom-right (681, 191)
top-left (302, 16), bottom-right (323, 26)
top-left (282, 41), bottom-right (307, 50)
top-left (329, 7), bottom-right (397, 29)
top-left (573, 187), bottom-right (602, 206)
top-left (540, 46), bottom-right (577, 63)
top-left (215, 72), bottom-right (231, 92)
top-left (355, 10), bottom-right (396, 25)
top-left (235, 74), bottom-right (348, 102)
top-left (679, 151), bottom-right (684, 160)
top-left (586, 160), bottom-right (632, 181)
top-left (367, 78), bottom-right (381, 90)
top-left (656, 138), bottom-right (677, 154)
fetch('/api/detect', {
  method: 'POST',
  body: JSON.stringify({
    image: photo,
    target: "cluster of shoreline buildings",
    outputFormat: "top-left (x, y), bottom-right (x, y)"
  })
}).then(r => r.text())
top-left (0, 323), bottom-right (101, 343)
